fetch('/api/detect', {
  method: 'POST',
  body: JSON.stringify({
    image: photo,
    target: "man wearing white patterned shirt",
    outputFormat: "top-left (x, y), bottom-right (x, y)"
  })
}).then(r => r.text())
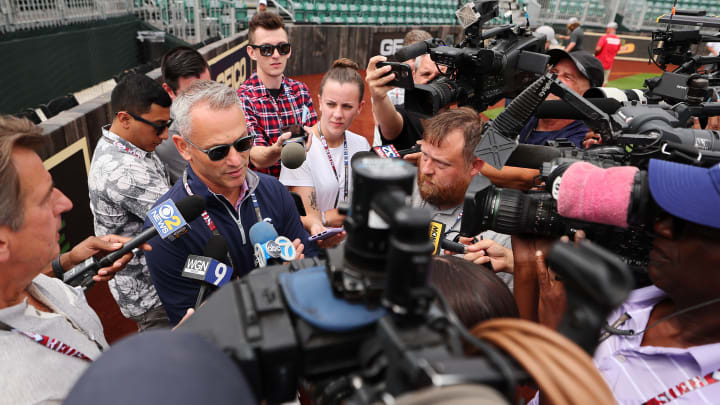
top-left (88, 73), bottom-right (173, 330)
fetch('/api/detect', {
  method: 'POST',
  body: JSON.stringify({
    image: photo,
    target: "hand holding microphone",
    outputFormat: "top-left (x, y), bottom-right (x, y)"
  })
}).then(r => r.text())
top-left (63, 195), bottom-right (205, 289)
top-left (55, 235), bottom-right (152, 283)
top-left (280, 125), bottom-right (313, 169)
top-left (450, 236), bottom-right (514, 274)
top-left (249, 221), bottom-right (303, 268)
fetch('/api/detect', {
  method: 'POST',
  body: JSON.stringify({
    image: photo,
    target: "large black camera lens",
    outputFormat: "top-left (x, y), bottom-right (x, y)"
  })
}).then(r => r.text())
top-left (474, 186), bottom-right (566, 236)
top-left (405, 77), bottom-right (460, 116)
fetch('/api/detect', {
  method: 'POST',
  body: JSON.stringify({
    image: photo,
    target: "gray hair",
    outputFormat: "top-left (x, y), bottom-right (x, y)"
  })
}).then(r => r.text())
top-left (0, 115), bottom-right (46, 230)
top-left (170, 80), bottom-right (242, 139)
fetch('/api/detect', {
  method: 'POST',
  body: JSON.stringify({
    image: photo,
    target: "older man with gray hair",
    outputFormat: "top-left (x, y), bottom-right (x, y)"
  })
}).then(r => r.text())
top-left (0, 115), bottom-right (149, 403)
top-left (144, 80), bottom-right (316, 326)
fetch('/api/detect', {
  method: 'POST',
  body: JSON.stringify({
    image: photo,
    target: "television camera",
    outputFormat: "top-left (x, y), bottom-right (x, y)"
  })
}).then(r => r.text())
top-left (177, 156), bottom-right (631, 404)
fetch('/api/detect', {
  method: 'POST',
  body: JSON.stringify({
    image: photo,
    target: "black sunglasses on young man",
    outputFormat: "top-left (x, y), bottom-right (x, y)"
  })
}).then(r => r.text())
top-left (126, 112), bottom-right (173, 136)
top-left (250, 42), bottom-right (291, 57)
top-left (182, 134), bottom-right (256, 161)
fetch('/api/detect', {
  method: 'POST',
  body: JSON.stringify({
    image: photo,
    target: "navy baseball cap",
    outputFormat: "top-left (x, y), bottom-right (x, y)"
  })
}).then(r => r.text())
top-left (547, 49), bottom-right (605, 88)
top-left (649, 158), bottom-right (720, 229)
top-left (65, 330), bottom-right (256, 405)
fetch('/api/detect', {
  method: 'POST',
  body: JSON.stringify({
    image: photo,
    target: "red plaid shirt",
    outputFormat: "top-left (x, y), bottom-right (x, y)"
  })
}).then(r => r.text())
top-left (238, 73), bottom-right (318, 178)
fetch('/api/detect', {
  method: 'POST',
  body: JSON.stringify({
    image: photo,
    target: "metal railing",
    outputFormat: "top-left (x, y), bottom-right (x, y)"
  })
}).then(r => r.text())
top-left (133, 0), bottom-right (247, 43)
top-left (1, 0), bottom-right (132, 33)
top-left (537, 0), bottom-right (620, 29)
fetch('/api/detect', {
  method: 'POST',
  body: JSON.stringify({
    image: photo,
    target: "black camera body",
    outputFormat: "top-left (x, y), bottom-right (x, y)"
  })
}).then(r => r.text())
top-left (404, 1), bottom-right (548, 116)
top-left (177, 155), bottom-right (632, 404)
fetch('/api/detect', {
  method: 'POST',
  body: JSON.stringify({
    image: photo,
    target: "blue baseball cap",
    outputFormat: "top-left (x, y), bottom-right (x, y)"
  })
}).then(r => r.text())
top-left (648, 159), bottom-right (720, 229)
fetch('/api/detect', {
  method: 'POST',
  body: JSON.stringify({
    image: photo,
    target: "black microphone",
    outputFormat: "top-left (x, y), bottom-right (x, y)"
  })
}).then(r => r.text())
top-left (535, 99), bottom-right (622, 120)
top-left (504, 144), bottom-right (563, 169)
top-left (181, 234), bottom-right (231, 308)
top-left (440, 238), bottom-right (467, 254)
top-left (390, 39), bottom-right (433, 62)
top-left (63, 195), bottom-right (206, 288)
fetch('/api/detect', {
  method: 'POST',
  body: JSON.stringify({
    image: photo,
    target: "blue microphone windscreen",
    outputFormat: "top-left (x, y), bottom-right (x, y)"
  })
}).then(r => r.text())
top-left (248, 221), bottom-right (278, 245)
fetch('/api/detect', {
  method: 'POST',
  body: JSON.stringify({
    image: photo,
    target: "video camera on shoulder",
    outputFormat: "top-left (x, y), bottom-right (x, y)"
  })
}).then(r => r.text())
top-left (392, 0), bottom-right (549, 116)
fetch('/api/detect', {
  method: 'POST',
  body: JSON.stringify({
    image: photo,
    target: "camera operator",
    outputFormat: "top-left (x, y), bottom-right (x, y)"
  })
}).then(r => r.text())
top-left (0, 115), bottom-right (151, 404)
top-left (384, 29), bottom-right (433, 108)
top-left (528, 160), bottom-right (720, 404)
top-left (413, 108), bottom-right (514, 289)
top-left (517, 50), bottom-right (604, 149)
top-left (366, 54), bottom-right (441, 151)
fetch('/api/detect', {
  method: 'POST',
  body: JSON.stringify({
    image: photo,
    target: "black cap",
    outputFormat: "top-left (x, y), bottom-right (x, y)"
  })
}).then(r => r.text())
top-left (547, 49), bottom-right (605, 88)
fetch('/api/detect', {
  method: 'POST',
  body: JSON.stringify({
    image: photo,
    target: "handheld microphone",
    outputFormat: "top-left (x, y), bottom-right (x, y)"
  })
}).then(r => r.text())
top-left (429, 221), bottom-right (466, 255)
top-left (249, 221), bottom-right (297, 268)
top-left (281, 141), bottom-right (306, 169)
top-left (440, 238), bottom-right (467, 255)
top-left (63, 195), bottom-right (205, 289)
top-left (181, 234), bottom-right (232, 308)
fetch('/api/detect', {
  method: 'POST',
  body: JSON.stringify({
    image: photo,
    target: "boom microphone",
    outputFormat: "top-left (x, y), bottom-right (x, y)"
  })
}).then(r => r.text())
top-left (63, 195), bottom-right (205, 288)
top-left (281, 141), bottom-right (306, 169)
top-left (390, 39), bottom-right (433, 62)
top-left (181, 234), bottom-right (232, 308)
top-left (556, 162), bottom-right (640, 228)
top-left (535, 99), bottom-right (622, 120)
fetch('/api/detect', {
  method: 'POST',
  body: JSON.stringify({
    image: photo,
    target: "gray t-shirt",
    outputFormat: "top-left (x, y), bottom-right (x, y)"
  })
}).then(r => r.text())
top-left (569, 27), bottom-right (584, 51)
top-left (411, 184), bottom-right (514, 291)
top-left (154, 128), bottom-right (187, 185)
top-left (0, 274), bottom-right (108, 404)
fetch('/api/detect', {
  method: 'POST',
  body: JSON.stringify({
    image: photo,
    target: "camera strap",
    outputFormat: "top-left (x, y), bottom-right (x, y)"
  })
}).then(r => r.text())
top-left (317, 125), bottom-right (349, 208)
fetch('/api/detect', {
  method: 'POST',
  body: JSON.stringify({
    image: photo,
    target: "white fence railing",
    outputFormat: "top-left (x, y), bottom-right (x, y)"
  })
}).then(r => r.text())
top-left (1, 0), bottom-right (132, 33)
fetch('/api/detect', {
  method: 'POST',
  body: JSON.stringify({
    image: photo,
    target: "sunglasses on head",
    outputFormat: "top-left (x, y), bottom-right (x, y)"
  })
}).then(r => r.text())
top-left (126, 112), bottom-right (173, 136)
top-left (182, 134), bottom-right (255, 161)
top-left (250, 42), bottom-right (291, 57)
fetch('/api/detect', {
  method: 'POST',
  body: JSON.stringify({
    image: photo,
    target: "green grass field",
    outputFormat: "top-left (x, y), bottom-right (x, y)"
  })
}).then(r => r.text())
top-left (481, 73), bottom-right (662, 120)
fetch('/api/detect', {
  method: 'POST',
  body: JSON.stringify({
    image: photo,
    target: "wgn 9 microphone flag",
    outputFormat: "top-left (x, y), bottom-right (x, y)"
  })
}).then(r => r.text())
top-left (182, 234), bottom-right (233, 288)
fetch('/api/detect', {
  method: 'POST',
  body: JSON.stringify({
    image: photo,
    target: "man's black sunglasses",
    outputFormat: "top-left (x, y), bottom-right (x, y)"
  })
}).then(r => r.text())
top-left (182, 134), bottom-right (255, 161)
top-left (126, 112), bottom-right (173, 136)
top-left (250, 42), bottom-right (291, 57)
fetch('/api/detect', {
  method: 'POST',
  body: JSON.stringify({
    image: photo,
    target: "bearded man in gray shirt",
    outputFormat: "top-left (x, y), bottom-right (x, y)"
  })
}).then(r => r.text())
top-left (411, 108), bottom-right (514, 290)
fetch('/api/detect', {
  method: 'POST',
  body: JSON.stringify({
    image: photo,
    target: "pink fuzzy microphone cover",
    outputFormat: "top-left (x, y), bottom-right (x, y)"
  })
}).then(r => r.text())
top-left (557, 162), bottom-right (639, 228)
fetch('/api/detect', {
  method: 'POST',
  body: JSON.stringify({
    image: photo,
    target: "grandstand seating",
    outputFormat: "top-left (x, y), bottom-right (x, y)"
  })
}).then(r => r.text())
top-left (291, 0), bottom-right (460, 25)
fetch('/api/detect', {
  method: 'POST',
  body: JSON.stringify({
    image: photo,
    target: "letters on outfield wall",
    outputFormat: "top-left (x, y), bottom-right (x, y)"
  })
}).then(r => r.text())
top-left (209, 40), bottom-right (251, 90)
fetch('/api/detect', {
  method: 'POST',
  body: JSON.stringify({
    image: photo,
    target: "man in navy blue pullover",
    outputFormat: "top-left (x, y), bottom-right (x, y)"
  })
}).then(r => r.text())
top-left (144, 80), bottom-right (316, 325)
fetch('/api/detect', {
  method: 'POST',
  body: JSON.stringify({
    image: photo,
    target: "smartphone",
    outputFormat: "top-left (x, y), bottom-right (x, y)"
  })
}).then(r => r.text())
top-left (376, 61), bottom-right (415, 89)
top-left (282, 124), bottom-right (309, 144)
top-left (308, 227), bottom-right (344, 242)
